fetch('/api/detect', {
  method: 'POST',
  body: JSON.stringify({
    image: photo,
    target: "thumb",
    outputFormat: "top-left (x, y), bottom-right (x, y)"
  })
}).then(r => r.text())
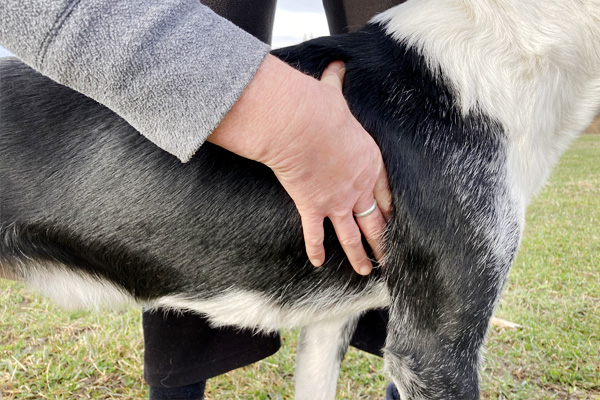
top-left (320, 61), bottom-right (346, 91)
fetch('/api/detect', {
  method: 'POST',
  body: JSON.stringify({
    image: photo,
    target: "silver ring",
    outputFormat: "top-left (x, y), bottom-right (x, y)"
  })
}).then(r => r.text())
top-left (353, 199), bottom-right (378, 218)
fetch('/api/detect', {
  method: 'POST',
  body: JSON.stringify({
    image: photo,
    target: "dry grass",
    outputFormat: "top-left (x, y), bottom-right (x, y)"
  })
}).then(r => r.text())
top-left (585, 115), bottom-right (600, 134)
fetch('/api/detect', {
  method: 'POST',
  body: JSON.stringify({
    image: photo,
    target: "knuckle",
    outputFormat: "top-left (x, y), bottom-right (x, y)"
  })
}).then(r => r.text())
top-left (301, 213), bottom-right (324, 224)
top-left (340, 235), bottom-right (363, 248)
top-left (330, 208), bottom-right (351, 220)
top-left (354, 173), bottom-right (375, 193)
top-left (306, 236), bottom-right (324, 247)
top-left (306, 248), bottom-right (324, 258)
top-left (350, 257), bottom-right (370, 269)
top-left (363, 227), bottom-right (383, 241)
top-left (360, 220), bottom-right (384, 238)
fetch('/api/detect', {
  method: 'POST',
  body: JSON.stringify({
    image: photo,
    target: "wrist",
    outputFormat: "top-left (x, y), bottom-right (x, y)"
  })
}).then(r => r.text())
top-left (207, 55), bottom-right (317, 164)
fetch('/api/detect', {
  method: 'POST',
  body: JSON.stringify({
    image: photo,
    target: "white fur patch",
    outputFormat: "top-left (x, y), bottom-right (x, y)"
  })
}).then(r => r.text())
top-left (23, 263), bottom-right (136, 310)
top-left (374, 0), bottom-right (600, 203)
top-left (150, 282), bottom-right (390, 332)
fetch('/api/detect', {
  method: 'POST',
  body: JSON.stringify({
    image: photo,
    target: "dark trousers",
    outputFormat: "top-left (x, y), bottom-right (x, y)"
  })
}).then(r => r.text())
top-left (143, 0), bottom-right (405, 389)
top-left (144, 308), bottom-right (389, 387)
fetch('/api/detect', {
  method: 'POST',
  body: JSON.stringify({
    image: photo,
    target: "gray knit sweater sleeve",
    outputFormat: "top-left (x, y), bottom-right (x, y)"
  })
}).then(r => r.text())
top-left (0, 0), bottom-right (270, 162)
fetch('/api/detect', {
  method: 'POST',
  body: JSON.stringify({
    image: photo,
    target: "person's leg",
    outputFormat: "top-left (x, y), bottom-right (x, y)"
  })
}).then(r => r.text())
top-left (143, 2), bottom-right (279, 398)
top-left (201, 0), bottom-right (277, 44)
top-left (349, 308), bottom-right (388, 357)
top-left (322, 0), bottom-right (407, 34)
top-left (148, 381), bottom-right (207, 400)
top-left (143, 310), bottom-right (280, 395)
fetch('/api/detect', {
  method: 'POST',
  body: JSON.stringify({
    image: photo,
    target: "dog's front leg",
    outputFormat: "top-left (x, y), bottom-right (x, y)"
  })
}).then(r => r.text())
top-left (383, 300), bottom-right (488, 400)
top-left (381, 252), bottom-right (514, 400)
top-left (294, 314), bottom-right (360, 400)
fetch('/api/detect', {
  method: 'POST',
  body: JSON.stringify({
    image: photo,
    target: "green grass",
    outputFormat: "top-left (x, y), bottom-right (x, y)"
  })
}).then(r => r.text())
top-left (0, 284), bottom-right (145, 399)
top-left (1, 135), bottom-right (599, 399)
top-left (480, 135), bottom-right (600, 400)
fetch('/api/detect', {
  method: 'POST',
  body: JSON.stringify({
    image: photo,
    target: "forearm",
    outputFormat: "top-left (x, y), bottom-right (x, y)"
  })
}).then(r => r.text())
top-left (0, 0), bottom-right (270, 162)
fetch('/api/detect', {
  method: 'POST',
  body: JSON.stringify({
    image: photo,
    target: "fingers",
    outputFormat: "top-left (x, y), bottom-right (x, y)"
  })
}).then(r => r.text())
top-left (301, 216), bottom-right (326, 267)
top-left (353, 194), bottom-right (387, 263)
top-left (356, 214), bottom-right (387, 262)
top-left (374, 162), bottom-right (393, 221)
top-left (330, 214), bottom-right (373, 276)
top-left (302, 204), bottom-right (387, 275)
top-left (320, 61), bottom-right (345, 91)
top-left (303, 205), bottom-right (387, 274)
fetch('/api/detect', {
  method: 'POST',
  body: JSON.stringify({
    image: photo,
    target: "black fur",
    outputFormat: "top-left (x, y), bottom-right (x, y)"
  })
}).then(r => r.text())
top-left (0, 23), bottom-right (521, 399)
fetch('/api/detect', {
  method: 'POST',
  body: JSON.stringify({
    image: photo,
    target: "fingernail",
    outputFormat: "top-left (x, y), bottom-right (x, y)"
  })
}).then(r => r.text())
top-left (311, 258), bottom-right (324, 267)
top-left (359, 266), bottom-right (372, 275)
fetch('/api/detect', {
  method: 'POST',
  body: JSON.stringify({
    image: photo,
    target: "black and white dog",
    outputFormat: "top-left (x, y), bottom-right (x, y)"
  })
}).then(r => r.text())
top-left (1, 0), bottom-right (599, 399)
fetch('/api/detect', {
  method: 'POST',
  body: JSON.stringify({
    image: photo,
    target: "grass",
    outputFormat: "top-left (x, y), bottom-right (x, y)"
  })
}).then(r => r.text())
top-left (480, 134), bottom-right (600, 399)
top-left (1, 135), bottom-right (599, 399)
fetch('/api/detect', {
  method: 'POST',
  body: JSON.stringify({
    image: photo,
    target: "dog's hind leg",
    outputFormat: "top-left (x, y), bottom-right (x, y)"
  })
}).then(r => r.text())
top-left (294, 314), bottom-right (360, 400)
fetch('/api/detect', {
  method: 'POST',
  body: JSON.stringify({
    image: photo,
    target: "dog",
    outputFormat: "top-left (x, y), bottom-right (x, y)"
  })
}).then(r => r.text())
top-left (1, 0), bottom-right (599, 399)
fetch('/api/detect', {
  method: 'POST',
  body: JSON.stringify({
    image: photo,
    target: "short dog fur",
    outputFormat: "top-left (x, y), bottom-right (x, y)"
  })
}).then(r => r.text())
top-left (1, 0), bottom-right (599, 399)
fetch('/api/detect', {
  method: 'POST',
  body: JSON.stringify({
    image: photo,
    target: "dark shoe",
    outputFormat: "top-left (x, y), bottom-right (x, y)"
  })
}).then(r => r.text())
top-left (149, 381), bottom-right (206, 400)
top-left (385, 382), bottom-right (401, 400)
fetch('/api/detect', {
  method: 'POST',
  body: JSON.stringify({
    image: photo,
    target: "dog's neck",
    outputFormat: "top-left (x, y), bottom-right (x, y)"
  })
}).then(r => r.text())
top-left (374, 0), bottom-right (600, 205)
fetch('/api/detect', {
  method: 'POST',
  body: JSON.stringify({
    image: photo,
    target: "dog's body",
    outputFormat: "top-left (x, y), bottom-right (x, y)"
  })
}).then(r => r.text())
top-left (1, 0), bottom-right (599, 399)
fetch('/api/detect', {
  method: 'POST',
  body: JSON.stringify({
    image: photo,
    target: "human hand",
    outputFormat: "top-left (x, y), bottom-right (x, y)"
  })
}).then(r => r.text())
top-left (263, 61), bottom-right (392, 275)
top-left (208, 56), bottom-right (392, 275)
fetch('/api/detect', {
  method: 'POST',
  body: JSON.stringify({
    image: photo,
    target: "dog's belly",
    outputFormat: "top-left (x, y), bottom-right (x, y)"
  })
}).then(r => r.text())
top-left (12, 258), bottom-right (389, 331)
top-left (151, 281), bottom-right (390, 331)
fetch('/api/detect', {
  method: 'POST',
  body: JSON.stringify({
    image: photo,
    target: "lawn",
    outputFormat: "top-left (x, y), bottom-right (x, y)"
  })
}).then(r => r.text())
top-left (1, 135), bottom-right (599, 399)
